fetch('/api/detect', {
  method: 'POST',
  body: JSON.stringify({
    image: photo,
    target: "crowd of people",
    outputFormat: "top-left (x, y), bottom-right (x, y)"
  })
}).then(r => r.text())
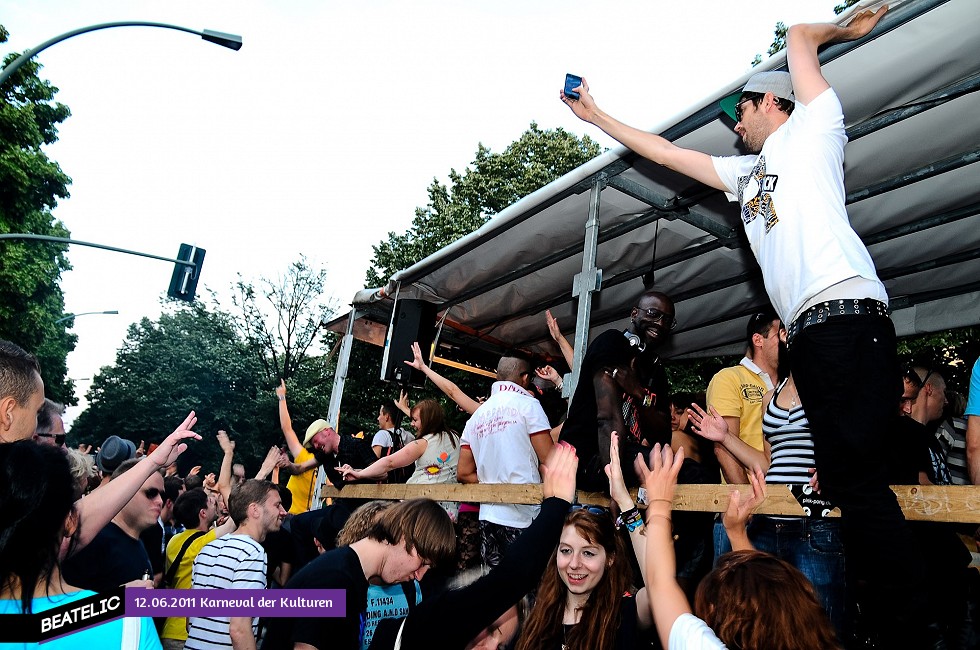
top-left (5, 7), bottom-right (980, 650)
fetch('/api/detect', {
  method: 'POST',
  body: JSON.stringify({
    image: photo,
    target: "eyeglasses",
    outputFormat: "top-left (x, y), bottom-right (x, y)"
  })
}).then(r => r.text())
top-left (636, 307), bottom-right (677, 330)
top-left (734, 93), bottom-right (764, 122)
top-left (143, 488), bottom-right (164, 500)
top-left (569, 504), bottom-right (608, 516)
top-left (36, 432), bottom-right (66, 445)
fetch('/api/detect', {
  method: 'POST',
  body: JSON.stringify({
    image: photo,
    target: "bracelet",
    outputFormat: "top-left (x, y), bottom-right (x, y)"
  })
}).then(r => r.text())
top-left (616, 507), bottom-right (643, 531)
top-left (649, 498), bottom-right (672, 504)
top-left (556, 380), bottom-right (564, 391)
top-left (277, 396), bottom-right (285, 402)
top-left (648, 513), bottom-right (671, 524)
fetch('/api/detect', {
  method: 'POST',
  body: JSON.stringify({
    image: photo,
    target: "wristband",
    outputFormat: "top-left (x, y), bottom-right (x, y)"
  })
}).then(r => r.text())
top-left (616, 507), bottom-right (643, 531)
top-left (625, 515), bottom-right (644, 533)
top-left (277, 396), bottom-right (285, 402)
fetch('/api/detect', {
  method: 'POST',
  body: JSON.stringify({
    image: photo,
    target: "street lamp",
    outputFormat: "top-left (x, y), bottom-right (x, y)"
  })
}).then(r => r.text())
top-left (0, 21), bottom-right (242, 87)
top-left (54, 310), bottom-right (119, 325)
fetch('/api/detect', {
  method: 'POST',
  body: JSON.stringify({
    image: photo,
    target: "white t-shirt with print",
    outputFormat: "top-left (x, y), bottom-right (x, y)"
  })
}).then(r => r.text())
top-left (711, 88), bottom-right (887, 326)
top-left (460, 381), bottom-right (552, 528)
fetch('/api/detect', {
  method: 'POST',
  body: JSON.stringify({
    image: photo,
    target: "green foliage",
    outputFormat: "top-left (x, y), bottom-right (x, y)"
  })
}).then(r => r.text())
top-left (898, 326), bottom-right (980, 395)
top-left (364, 122), bottom-right (602, 288)
top-left (751, 21), bottom-right (788, 67)
top-left (227, 256), bottom-right (337, 384)
top-left (69, 304), bottom-right (271, 475)
top-left (0, 25), bottom-right (76, 403)
top-left (834, 0), bottom-right (861, 16)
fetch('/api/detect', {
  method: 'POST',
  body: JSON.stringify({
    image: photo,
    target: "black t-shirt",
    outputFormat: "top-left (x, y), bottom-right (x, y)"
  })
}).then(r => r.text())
top-left (262, 527), bottom-right (297, 587)
top-left (261, 546), bottom-right (368, 650)
top-left (885, 416), bottom-right (932, 485)
top-left (560, 329), bottom-right (670, 489)
top-left (62, 522), bottom-right (152, 592)
top-left (139, 520), bottom-right (165, 575)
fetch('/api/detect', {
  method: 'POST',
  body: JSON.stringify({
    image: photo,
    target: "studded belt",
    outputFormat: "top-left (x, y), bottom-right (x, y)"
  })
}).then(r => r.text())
top-left (786, 298), bottom-right (888, 345)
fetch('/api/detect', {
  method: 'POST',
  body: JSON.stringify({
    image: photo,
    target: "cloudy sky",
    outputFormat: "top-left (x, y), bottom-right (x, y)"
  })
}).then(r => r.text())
top-left (1, 0), bottom-right (839, 426)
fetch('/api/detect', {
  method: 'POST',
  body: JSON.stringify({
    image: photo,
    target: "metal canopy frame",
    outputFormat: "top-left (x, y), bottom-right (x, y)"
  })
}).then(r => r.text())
top-left (323, 0), bottom-right (980, 429)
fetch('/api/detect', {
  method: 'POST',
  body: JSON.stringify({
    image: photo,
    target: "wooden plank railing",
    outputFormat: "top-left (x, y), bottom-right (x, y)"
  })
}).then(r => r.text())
top-left (321, 483), bottom-right (980, 523)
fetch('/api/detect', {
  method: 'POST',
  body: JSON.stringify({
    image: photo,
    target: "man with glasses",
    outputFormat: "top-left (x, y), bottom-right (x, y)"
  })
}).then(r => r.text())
top-left (33, 398), bottom-right (66, 447)
top-left (560, 291), bottom-right (674, 491)
top-left (559, 9), bottom-right (939, 644)
top-left (62, 458), bottom-right (165, 591)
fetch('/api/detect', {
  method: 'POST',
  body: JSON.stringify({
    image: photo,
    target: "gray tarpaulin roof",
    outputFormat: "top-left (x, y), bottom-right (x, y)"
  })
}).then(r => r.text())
top-left (328, 0), bottom-right (980, 365)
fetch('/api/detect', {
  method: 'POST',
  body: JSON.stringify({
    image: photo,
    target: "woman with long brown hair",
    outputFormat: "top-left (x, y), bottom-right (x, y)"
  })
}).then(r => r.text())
top-left (515, 433), bottom-right (652, 650)
top-left (340, 398), bottom-right (460, 519)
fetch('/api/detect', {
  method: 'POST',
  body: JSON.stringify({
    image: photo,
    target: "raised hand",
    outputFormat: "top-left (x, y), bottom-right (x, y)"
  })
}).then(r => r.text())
top-left (146, 412), bottom-right (201, 468)
top-left (545, 310), bottom-right (562, 342)
top-left (686, 403), bottom-right (728, 443)
top-left (722, 466), bottom-right (768, 532)
top-left (216, 430), bottom-right (235, 454)
top-left (840, 5), bottom-right (888, 41)
top-left (603, 432), bottom-right (634, 510)
top-left (541, 441), bottom-right (578, 502)
top-left (535, 365), bottom-right (560, 385)
top-left (635, 443), bottom-right (685, 506)
top-left (404, 341), bottom-right (426, 371)
top-left (276, 379), bottom-right (287, 400)
top-left (559, 76), bottom-right (597, 123)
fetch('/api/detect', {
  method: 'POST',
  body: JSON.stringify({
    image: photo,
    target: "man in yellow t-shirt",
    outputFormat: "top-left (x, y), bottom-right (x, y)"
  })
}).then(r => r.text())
top-left (160, 488), bottom-right (236, 650)
top-left (705, 309), bottom-right (782, 484)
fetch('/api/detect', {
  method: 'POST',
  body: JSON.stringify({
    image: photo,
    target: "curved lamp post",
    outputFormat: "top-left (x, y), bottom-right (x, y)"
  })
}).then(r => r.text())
top-left (54, 310), bottom-right (119, 325)
top-left (0, 21), bottom-right (242, 87)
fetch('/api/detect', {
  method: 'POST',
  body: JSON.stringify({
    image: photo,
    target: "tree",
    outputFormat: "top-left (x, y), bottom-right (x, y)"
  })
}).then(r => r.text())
top-left (69, 304), bottom-right (271, 475)
top-left (364, 122), bottom-right (602, 287)
top-left (0, 25), bottom-right (77, 403)
top-left (228, 256), bottom-right (337, 384)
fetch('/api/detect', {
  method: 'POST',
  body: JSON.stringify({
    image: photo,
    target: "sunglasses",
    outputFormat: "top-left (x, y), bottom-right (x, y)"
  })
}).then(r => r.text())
top-left (734, 92), bottom-right (765, 122)
top-left (636, 307), bottom-right (678, 330)
top-left (569, 504), bottom-right (608, 516)
top-left (143, 488), bottom-right (164, 500)
top-left (36, 432), bottom-right (66, 445)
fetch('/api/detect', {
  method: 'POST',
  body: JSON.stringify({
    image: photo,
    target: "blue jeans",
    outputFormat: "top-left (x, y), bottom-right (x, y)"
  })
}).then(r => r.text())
top-left (748, 515), bottom-right (846, 636)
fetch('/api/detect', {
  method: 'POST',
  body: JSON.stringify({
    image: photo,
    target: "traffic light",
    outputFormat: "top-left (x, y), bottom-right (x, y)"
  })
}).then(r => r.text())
top-left (167, 244), bottom-right (206, 302)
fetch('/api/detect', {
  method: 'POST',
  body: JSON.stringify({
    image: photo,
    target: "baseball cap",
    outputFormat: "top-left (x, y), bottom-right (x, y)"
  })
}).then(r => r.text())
top-left (720, 71), bottom-right (795, 121)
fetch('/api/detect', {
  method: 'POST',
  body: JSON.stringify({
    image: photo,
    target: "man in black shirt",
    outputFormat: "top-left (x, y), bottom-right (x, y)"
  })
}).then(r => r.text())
top-left (560, 290), bottom-right (673, 490)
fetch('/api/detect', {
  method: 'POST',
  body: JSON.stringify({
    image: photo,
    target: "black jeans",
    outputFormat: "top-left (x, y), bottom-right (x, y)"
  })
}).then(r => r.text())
top-left (791, 314), bottom-right (926, 637)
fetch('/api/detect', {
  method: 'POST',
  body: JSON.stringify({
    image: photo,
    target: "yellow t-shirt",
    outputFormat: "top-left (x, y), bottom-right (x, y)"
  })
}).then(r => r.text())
top-left (705, 363), bottom-right (768, 453)
top-left (287, 447), bottom-right (319, 515)
top-left (161, 528), bottom-right (218, 641)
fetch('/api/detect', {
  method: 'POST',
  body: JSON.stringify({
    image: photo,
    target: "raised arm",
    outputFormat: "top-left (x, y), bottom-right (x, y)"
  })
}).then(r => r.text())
top-left (635, 443), bottom-right (690, 649)
top-left (216, 430), bottom-right (236, 507)
top-left (339, 438), bottom-right (427, 482)
top-left (73, 412), bottom-right (200, 551)
top-left (786, 7), bottom-right (888, 105)
top-left (276, 379), bottom-right (305, 459)
top-left (405, 341), bottom-right (481, 415)
top-left (605, 432), bottom-right (652, 630)
top-left (561, 78), bottom-right (725, 191)
top-left (545, 310), bottom-right (575, 370)
top-left (721, 466), bottom-right (768, 552)
top-left (689, 403), bottom-right (770, 477)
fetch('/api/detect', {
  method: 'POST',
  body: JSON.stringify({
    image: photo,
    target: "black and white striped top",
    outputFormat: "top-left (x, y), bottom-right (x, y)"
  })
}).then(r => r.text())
top-left (185, 534), bottom-right (267, 650)
top-left (763, 380), bottom-right (815, 486)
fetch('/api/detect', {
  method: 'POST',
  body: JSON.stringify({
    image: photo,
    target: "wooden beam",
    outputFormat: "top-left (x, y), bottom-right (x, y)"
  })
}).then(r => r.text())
top-left (320, 483), bottom-right (980, 523)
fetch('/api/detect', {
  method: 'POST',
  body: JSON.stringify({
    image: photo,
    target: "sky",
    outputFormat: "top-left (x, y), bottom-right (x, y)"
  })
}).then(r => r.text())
top-left (1, 0), bottom-right (840, 428)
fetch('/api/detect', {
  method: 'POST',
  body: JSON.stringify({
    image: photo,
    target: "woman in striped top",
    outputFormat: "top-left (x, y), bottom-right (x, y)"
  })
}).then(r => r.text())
top-left (688, 374), bottom-right (845, 637)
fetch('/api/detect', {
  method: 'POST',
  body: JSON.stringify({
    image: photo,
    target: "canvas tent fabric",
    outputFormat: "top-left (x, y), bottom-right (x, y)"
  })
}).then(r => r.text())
top-left (329, 0), bottom-right (980, 367)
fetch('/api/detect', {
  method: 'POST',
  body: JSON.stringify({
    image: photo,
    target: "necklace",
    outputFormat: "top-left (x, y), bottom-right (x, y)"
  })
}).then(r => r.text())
top-left (787, 382), bottom-right (800, 409)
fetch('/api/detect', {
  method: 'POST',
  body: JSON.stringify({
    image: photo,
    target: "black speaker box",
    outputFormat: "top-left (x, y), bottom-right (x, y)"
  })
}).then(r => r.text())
top-left (381, 299), bottom-right (437, 387)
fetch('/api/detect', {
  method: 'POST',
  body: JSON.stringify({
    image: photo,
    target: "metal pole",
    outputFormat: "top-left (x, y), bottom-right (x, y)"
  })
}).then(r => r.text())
top-left (565, 173), bottom-right (606, 400)
top-left (0, 21), bottom-right (242, 87)
top-left (0, 234), bottom-right (198, 268)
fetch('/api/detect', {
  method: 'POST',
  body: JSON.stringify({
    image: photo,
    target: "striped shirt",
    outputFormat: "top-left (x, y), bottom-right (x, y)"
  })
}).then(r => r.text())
top-left (762, 380), bottom-right (815, 485)
top-left (185, 534), bottom-right (267, 650)
top-left (936, 417), bottom-right (970, 486)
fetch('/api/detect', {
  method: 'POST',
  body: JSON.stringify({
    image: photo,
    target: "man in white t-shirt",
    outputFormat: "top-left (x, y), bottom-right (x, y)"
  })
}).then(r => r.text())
top-left (371, 399), bottom-right (412, 458)
top-left (458, 351), bottom-right (553, 567)
top-left (560, 7), bottom-right (938, 645)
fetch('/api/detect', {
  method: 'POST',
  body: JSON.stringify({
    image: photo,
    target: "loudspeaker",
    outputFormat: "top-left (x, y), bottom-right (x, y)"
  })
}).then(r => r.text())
top-left (381, 299), bottom-right (437, 387)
